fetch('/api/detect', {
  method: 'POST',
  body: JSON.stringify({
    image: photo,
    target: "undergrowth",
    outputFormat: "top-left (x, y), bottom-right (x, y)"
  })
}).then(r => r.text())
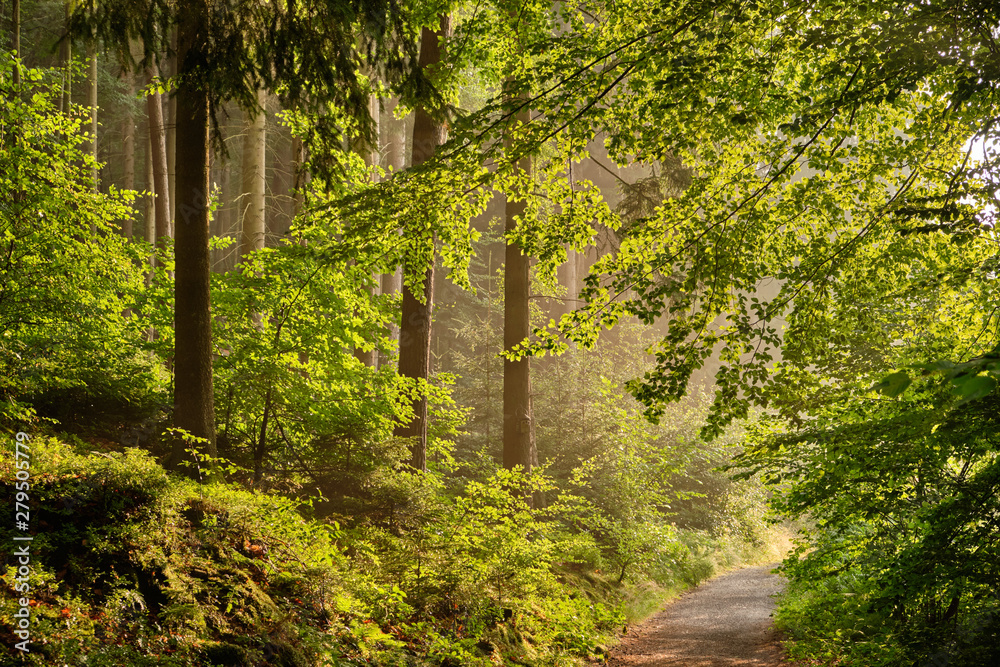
top-left (0, 431), bottom-right (787, 666)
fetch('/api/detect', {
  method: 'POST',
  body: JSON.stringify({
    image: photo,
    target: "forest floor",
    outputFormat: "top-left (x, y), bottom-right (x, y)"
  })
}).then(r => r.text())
top-left (602, 564), bottom-right (789, 666)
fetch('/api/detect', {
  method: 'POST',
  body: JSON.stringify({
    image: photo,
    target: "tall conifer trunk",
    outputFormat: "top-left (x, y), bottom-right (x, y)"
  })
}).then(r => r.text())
top-left (240, 92), bottom-right (267, 261)
top-left (86, 42), bottom-right (98, 191)
top-left (502, 106), bottom-right (537, 478)
top-left (354, 92), bottom-right (381, 368)
top-left (121, 70), bottom-right (135, 237)
top-left (379, 97), bottom-right (405, 368)
top-left (146, 68), bottom-right (171, 253)
top-left (60, 1), bottom-right (71, 112)
top-left (395, 17), bottom-right (449, 472)
top-left (12, 0), bottom-right (19, 85)
top-left (169, 0), bottom-right (217, 470)
top-left (166, 28), bottom-right (178, 216)
top-left (145, 126), bottom-right (155, 248)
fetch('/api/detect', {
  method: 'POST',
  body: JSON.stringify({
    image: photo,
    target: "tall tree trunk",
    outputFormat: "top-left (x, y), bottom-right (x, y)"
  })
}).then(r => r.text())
top-left (384, 97), bottom-right (407, 174)
top-left (168, 0), bottom-right (217, 471)
top-left (395, 17), bottom-right (449, 472)
top-left (121, 70), bottom-right (135, 238)
top-left (291, 136), bottom-right (307, 220)
top-left (354, 93), bottom-right (380, 368)
top-left (167, 28), bottom-right (178, 215)
top-left (240, 92), bottom-right (267, 261)
top-left (11, 0), bottom-right (19, 86)
top-left (221, 139), bottom-right (238, 270)
top-left (268, 111), bottom-right (294, 240)
top-left (145, 125), bottom-right (155, 243)
top-left (60, 1), bottom-right (74, 112)
top-left (86, 41), bottom-right (98, 191)
top-left (379, 97), bottom-right (405, 368)
top-left (502, 105), bottom-right (537, 478)
top-left (146, 68), bottom-right (171, 254)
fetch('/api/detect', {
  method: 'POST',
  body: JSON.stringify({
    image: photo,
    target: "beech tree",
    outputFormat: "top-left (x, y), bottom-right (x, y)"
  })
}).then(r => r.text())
top-left (395, 16), bottom-right (450, 471)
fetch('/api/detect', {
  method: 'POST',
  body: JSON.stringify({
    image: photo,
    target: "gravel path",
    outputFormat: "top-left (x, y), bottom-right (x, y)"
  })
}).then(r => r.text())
top-left (605, 564), bottom-right (787, 667)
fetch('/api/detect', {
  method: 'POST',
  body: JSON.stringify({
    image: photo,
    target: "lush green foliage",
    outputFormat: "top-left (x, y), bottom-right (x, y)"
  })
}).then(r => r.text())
top-left (0, 56), bottom-right (162, 427)
top-left (16, 0), bottom-right (1000, 663)
top-left (0, 431), bottom-right (780, 666)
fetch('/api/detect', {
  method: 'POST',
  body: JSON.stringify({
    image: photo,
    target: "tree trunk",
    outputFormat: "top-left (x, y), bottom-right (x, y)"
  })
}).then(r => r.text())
top-left (12, 0), bottom-right (19, 86)
top-left (167, 28), bottom-right (178, 215)
top-left (240, 92), bottom-right (267, 262)
top-left (395, 17), bottom-right (449, 472)
top-left (146, 68), bottom-right (171, 254)
top-left (502, 105), bottom-right (537, 478)
top-left (354, 93), bottom-right (380, 368)
top-left (291, 136), bottom-right (308, 220)
top-left (121, 70), bottom-right (135, 238)
top-left (60, 1), bottom-right (72, 112)
top-left (168, 0), bottom-right (217, 471)
top-left (384, 97), bottom-right (407, 174)
top-left (379, 97), bottom-right (406, 368)
top-left (86, 41), bottom-right (98, 191)
top-left (268, 111), bottom-right (295, 240)
top-left (145, 126), bottom-right (155, 241)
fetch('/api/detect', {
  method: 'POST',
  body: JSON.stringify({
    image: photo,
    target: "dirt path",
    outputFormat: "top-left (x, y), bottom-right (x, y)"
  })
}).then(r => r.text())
top-left (605, 564), bottom-right (787, 667)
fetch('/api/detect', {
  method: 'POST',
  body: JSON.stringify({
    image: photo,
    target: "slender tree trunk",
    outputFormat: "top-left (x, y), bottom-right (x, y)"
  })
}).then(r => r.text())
top-left (121, 71), bottom-right (135, 238)
top-left (291, 136), bottom-right (307, 220)
top-left (167, 28), bottom-right (178, 215)
top-left (145, 128), bottom-right (155, 239)
top-left (384, 97), bottom-right (407, 174)
top-left (379, 97), bottom-right (405, 368)
top-left (168, 0), bottom-right (217, 470)
top-left (60, 1), bottom-right (72, 113)
top-left (502, 105), bottom-right (537, 478)
top-left (268, 111), bottom-right (294, 240)
top-left (221, 139), bottom-right (238, 270)
top-left (11, 0), bottom-right (19, 86)
top-left (254, 384), bottom-right (273, 485)
top-left (354, 93), bottom-right (380, 368)
top-left (395, 17), bottom-right (449, 472)
top-left (146, 68), bottom-right (171, 253)
top-left (240, 91), bottom-right (267, 261)
top-left (86, 41), bottom-right (98, 191)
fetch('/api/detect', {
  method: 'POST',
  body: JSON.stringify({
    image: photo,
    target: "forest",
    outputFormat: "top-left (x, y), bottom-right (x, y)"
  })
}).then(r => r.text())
top-left (2, 0), bottom-right (1000, 665)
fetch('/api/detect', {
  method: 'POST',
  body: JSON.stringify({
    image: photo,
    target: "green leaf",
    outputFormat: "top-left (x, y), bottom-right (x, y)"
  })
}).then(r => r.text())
top-left (874, 372), bottom-right (912, 398)
top-left (951, 374), bottom-right (997, 403)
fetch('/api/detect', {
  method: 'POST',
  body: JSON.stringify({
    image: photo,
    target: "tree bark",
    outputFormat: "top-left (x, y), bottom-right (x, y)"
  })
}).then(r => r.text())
top-left (121, 72), bottom-right (135, 238)
top-left (354, 92), bottom-right (380, 368)
top-left (12, 0), bottom-right (19, 86)
top-left (268, 110), bottom-right (294, 240)
top-left (168, 0), bottom-right (217, 471)
top-left (379, 97), bottom-right (406, 368)
top-left (395, 17), bottom-right (449, 472)
top-left (146, 68), bottom-right (171, 254)
top-left (167, 27), bottom-right (178, 215)
top-left (240, 91), bottom-right (267, 261)
top-left (86, 41), bottom-right (98, 191)
top-left (502, 106), bottom-right (537, 477)
top-left (145, 126), bottom-right (155, 244)
top-left (60, 1), bottom-right (72, 113)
